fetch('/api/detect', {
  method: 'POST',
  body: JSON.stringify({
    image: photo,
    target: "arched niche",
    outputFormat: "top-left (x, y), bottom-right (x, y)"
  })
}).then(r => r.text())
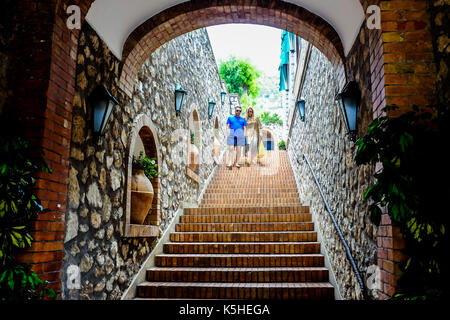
top-left (123, 114), bottom-right (161, 238)
top-left (261, 128), bottom-right (277, 151)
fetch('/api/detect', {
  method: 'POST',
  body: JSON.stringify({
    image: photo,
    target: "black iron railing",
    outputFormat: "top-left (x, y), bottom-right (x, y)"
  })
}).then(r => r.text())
top-left (299, 153), bottom-right (368, 299)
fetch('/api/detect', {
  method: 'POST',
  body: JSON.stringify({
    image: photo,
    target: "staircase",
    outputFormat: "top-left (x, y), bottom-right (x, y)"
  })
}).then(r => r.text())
top-left (135, 151), bottom-right (334, 299)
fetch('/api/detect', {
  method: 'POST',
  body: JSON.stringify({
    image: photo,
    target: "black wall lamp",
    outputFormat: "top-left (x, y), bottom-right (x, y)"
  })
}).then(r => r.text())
top-left (208, 98), bottom-right (216, 119)
top-left (90, 85), bottom-right (119, 136)
top-left (175, 85), bottom-right (187, 116)
top-left (296, 99), bottom-right (305, 122)
top-left (336, 80), bottom-right (361, 141)
top-left (220, 91), bottom-right (226, 105)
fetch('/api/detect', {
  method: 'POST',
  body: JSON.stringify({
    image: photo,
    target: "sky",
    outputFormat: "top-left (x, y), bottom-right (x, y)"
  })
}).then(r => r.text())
top-left (206, 24), bottom-right (283, 78)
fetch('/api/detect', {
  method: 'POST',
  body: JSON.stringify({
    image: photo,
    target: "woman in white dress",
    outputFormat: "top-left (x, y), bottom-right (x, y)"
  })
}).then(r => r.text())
top-left (244, 107), bottom-right (262, 166)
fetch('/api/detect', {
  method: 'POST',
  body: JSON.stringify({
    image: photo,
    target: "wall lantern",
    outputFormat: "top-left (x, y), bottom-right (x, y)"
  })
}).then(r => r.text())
top-left (220, 91), bottom-right (227, 105)
top-left (208, 98), bottom-right (216, 119)
top-left (336, 80), bottom-right (361, 141)
top-left (175, 85), bottom-right (187, 116)
top-left (296, 99), bottom-right (305, 122)
top-left (90, 85), bottom-right (119, 136)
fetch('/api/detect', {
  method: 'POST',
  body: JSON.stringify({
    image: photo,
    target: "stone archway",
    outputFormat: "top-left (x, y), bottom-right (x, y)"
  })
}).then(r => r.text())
top-left (261, 128), bottom-right (277, 151)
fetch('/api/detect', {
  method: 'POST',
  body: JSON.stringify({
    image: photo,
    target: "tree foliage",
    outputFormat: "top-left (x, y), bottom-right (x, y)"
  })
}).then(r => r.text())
top-left (354, 105), bottom-right (449, 300)
top-left (0, 120), bottom-right (56, 301)
top-left (219, 56), bottom-right (261, 100)
top-left (259, 112), bottom-right (283, 125)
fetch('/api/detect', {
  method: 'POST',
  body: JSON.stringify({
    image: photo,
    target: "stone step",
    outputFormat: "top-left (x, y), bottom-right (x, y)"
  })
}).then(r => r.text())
top-left (184, 206), bottom-right (309, 215)
top-left (199, 204), bottom-right (304, 208)
top-left (145, 267), bottom-right (329, 282)
top-left (214, 168), bottom-right (295, 173)
top-left (180, 213), bottom-right (312, 223)
top-left (208, 181), bottom-right (297, 186)
top-left (169, 231), bottom-right (317, 242)
top-left (200, 199), bottom-right (301, 206)
top-left (136, 281), bottom-right (334, 299)
top-left (202, 192), bottom-right (300, 199)
top-left (155, 254), bottom-right (324, 267)
top-left (204, 188), bottom-right (299, 194)
top-left (163, 242), bottom-right (320, 254)
top-left (175, 222), bottom-right (315, 232)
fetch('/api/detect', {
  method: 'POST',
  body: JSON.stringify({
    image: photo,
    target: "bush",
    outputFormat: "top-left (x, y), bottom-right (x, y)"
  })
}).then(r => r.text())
top-left (259, 112), bottom-right (283, 125)
top-left (133, 151), bottom-right (158, 180)
top-left (278, 140), bottom-right (286, 150)
top-left (0, 124), bottom-right (56, 301)
top-left (355, 105), bottom-right (449, 300)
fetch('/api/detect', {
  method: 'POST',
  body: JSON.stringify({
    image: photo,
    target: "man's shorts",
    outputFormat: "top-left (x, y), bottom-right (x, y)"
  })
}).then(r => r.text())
top-left (227, 135), bottom-right (245, 146)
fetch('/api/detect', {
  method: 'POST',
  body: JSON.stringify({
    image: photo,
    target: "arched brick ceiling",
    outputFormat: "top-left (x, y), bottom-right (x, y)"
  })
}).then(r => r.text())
top-left (86, 0), bottom-right (364, 59)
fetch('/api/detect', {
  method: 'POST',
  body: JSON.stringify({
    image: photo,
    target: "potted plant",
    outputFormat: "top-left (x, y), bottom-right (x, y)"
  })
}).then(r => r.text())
top-left (130, 151), bottom-right (158, 224)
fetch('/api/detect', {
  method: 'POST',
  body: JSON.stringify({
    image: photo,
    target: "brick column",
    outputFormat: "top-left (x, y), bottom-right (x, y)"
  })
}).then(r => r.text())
top-left (9, 1), bottom-right (83, 296)
top-left (380, 0), bottom-right (437, 115)
top-left (377, 214), bottom-right (407, 299)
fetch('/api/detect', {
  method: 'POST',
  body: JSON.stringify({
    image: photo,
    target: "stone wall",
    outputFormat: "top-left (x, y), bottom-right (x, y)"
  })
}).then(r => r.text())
top-left (63, 24), bottom-right (228, 300)
top-left (262, 123), bottom-right (284, 147)
top-left (287, 46), bottom-right (378, 300)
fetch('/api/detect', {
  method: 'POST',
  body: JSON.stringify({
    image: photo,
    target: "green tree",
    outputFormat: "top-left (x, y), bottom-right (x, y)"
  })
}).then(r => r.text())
top-left (219, 56), bottom-right (261, 109)
top-left (259, 112), bottom-right (283, 125)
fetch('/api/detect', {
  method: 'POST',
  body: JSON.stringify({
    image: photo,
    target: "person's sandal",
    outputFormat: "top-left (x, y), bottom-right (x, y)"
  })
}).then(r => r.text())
top-left (236, 164), bottom-right (241, 168)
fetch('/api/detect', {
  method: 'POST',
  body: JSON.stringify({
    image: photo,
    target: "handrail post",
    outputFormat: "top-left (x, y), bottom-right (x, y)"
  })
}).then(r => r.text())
top-left (299, 154), bottom-right (368, 300)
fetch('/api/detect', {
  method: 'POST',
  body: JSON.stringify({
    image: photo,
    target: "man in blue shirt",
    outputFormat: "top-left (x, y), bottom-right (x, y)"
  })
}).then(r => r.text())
top-left (226, 106), bottom-right (247, 169)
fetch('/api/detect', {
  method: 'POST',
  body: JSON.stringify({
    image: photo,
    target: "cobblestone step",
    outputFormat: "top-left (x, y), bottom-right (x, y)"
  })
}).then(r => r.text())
top-left (179, 213), bottom-right (312, 223)
top-left (169, 231), bottom-right (317, 242)
top-left (155, 254), bottom-right (324, 267)
top-left (163, 242), bottom-right (320, 254)
top-left (184, 206), bottom-right (309, 215)
top-left (136, 281), bottom-right (334, 299)
top-left (175, 222), bottom-right (314, 232)
top-left (145, 267), bottom-right (329, 282)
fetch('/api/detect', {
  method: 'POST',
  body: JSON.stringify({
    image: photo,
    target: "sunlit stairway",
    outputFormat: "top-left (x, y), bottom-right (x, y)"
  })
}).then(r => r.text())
top-left (135, 151), bottom-right (334, 299)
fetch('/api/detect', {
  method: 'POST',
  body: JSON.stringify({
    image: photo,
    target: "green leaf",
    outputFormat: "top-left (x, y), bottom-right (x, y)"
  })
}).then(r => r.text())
top-left (11, 200), bottom-right (18, 214)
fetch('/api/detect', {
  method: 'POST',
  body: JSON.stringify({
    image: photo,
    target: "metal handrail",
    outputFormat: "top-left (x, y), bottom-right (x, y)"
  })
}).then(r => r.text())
top-left (300, 153), bottom-right (368, 299)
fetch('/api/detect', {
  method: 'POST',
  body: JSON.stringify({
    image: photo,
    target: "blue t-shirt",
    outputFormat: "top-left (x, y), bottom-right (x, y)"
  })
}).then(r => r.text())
top-left (227, 116), bottom-right (247, 137)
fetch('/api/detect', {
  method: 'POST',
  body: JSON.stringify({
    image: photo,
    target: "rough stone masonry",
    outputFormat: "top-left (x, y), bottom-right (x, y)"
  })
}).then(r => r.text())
top-left (63, 25), bottom-right (229, 300)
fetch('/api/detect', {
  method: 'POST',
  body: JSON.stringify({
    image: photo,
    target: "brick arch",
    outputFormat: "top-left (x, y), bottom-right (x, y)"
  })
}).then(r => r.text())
top-left (118, 0), bottom-right (347, 97)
